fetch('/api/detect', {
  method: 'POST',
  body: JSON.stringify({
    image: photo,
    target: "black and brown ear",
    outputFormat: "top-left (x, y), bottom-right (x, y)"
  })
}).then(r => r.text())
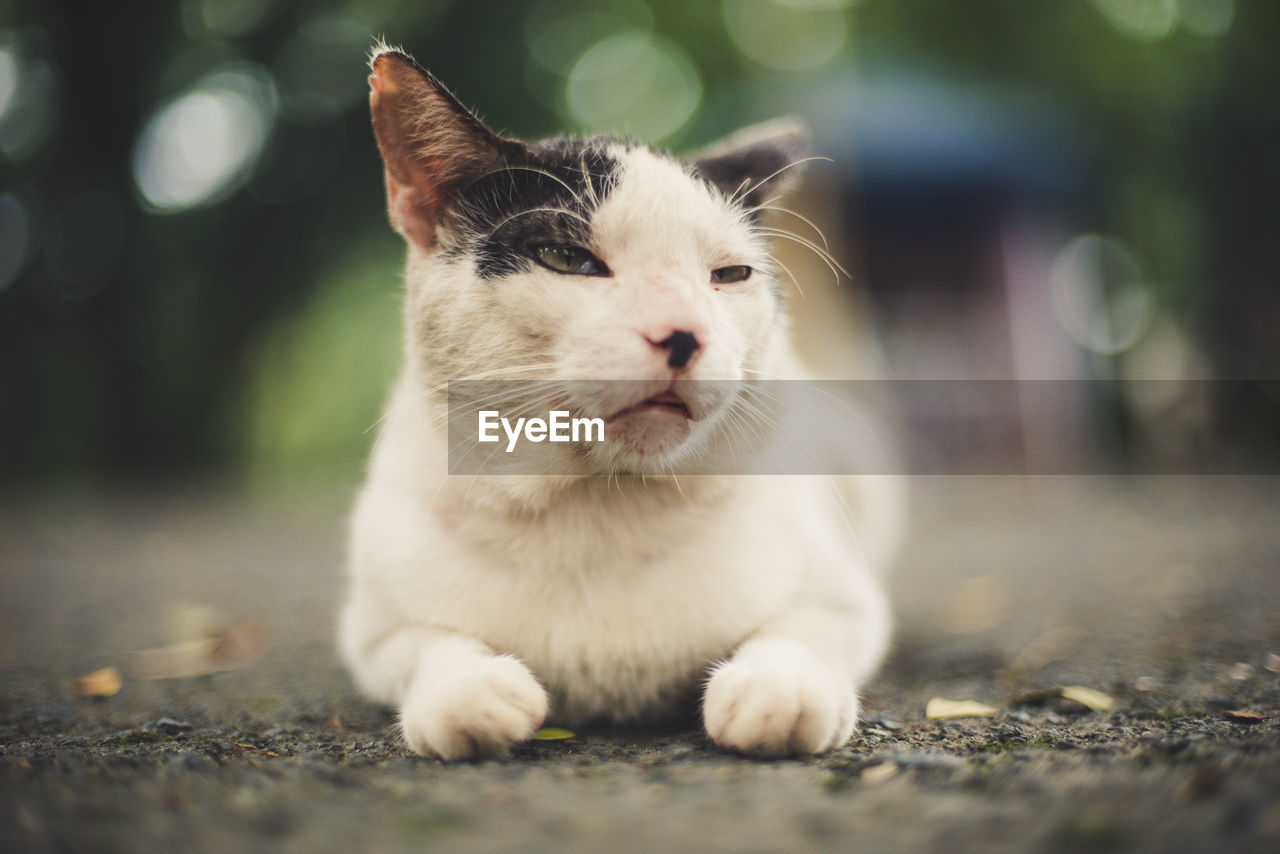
top-left (369, 48), bottom-right (520, 249)
top-left (690, 117), bottom-right (811, 210)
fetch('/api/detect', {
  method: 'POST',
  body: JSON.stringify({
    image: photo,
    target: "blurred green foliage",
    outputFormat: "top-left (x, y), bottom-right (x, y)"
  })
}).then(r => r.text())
top-left (0, 0), bottom-right (1276, 478)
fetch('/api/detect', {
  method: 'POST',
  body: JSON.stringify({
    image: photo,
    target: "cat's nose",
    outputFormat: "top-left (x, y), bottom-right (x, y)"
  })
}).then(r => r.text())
top-left (648, 330), bottom-right (701, 370)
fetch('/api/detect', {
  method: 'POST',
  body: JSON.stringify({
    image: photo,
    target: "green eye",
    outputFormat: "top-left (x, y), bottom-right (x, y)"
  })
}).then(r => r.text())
top-left (711, 265), bottom-right (752, 284)
top-left (533, 244), bottom-right (608, 276)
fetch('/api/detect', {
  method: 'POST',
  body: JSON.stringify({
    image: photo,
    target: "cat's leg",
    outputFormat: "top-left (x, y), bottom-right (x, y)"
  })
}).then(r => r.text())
top-left (340, 607), bottom-right (547, 759)
top-left (702, 583), bottom-right (890, 757)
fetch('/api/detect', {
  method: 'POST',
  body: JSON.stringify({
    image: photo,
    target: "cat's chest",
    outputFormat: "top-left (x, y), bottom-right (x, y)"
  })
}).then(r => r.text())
top-left (420, 489), bottom-right (797, 716)
top-left (448, 515), bottom-right (788, 647)
top-left (471, 541), bottom-right (787, 721)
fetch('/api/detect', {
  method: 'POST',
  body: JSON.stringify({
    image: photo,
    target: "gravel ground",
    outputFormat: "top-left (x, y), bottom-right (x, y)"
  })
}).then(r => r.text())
top-left (2, 475), bottom-right (1278, 853)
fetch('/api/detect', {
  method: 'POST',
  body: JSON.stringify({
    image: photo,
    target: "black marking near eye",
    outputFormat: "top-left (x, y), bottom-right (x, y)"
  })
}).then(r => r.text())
top-left (445, 139), bottom-right (622, 280)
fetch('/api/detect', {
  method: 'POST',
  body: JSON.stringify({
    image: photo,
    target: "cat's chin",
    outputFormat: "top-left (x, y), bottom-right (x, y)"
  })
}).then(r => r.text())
top-left (604, 405), bottom-right (695, 459)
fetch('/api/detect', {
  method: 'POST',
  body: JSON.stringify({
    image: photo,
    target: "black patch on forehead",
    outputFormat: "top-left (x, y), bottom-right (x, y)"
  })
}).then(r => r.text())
top-left (445, 138), bottom-right (622, 279)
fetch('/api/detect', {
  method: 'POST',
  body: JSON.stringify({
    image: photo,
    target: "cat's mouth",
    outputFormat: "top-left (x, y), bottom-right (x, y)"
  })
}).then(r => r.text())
top-left (605, 390), bottom-right (694, 423)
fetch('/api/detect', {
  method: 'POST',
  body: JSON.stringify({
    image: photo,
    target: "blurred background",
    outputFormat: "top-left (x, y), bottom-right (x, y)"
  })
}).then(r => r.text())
top-left (1, 0), bottom-right (1278, 484)
top-left (2, 12), bottom-right (1279, 846)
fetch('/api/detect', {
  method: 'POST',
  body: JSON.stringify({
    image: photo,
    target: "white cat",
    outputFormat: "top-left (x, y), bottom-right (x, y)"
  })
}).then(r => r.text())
top-left (338, 46), bottom-right (899, 759)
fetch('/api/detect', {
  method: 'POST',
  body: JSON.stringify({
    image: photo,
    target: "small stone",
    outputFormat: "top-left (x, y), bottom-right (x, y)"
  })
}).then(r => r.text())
top-left (1228, 662), bottom-right (1253, 681)
top-left (1264, 653), bottom-right (1280, 673)
top-left (155, 717), bottom-right (192, 735)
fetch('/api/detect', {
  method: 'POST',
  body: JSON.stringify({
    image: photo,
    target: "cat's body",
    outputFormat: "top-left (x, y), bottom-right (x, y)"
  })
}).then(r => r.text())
top-left (339, 47), bottom-right (898, 759)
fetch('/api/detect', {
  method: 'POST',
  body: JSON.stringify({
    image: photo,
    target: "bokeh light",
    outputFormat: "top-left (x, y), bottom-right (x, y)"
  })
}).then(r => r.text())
top-left (1049, 235), bottom-right (1155, 356)
top-left (0, 30), bottom-right (62, 161)
top-left (1091, 0), bottom-right (1234, 41)
top-left (722, 0), bottom-right (856, 73)
top-left (0, 41), bottom-right (17, 118)
top-left (1180, 0), bottom-right (1234, 38)
top-left (564, 31), bottom-right (701, 142)
top-left (132, 65), bottom-right (277, 213)
top-left (526, 0), bottom-right (654, 76)
top-left (1091, 0), bottom-right (1180, 40)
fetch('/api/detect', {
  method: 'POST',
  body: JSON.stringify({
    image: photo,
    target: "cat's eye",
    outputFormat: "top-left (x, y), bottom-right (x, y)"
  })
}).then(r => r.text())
top-left (533, 244), bottom-right (609, 276)
top-left (711, 265), bottom-right (752, 285)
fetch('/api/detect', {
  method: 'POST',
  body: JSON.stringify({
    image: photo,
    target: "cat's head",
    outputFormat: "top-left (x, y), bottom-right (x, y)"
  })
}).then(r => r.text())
top-left (370, 47), bottom-right (807, 475)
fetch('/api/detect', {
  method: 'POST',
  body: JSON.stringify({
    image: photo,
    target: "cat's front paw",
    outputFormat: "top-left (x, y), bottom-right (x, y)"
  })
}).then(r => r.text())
top-left (400, 654), bottom-right (548, 760)
top-left (703, 640), bottom-right (858, 757)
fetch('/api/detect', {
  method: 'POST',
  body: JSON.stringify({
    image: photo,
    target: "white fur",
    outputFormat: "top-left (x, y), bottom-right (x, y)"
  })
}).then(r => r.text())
top-left (339, 142), bottom-right (897, 758)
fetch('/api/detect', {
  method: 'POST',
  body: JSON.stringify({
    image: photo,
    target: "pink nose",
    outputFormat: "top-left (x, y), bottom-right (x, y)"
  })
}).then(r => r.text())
top-left (645, 329), bottom-right (701, 370)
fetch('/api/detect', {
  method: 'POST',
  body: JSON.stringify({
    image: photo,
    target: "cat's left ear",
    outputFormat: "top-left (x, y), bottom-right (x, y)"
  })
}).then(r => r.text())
top-left (369, 48), bottom-right (523, 249)
top-left (690, 117), bottom-right (810, 210)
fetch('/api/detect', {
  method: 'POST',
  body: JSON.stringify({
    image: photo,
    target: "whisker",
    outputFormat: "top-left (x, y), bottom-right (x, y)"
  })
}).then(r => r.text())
top-left (748, 203), bottom-right (831, 251)
top-left (729, 155), bottom-right (833, 207)
top-left (488, 207), bottom-right (591, 238)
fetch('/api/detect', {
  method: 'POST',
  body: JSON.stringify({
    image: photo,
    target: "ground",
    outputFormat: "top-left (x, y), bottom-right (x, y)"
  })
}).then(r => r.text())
top-left (2, 475), bottom-right (1278, 853)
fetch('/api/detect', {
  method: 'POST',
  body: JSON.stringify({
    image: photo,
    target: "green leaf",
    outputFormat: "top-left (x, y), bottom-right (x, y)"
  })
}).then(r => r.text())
top-left (532, 727), bottom-right (576, 741)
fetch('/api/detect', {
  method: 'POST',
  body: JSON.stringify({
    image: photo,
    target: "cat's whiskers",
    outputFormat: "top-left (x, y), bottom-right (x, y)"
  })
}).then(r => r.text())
top-left (749, 202), bottom-right (832, 251)
top-left (480, 164), bottom-right (586, 210)
top-left (440, 383), bottom-right (575, 476)
top-left (754, 226), bottom-right (847, 287)
top-left (415, 362), bottom-right (561, 406)
top-left (767, 253), bottom-right (804, 298)
top-left (487, 207), bottom-right (591, 238)
top-left (728, 155), bottom-right (833, 208)
top-left (732, 382), bottom-right (839, 476)
top-left (368, 362), bottom-right (560, 436)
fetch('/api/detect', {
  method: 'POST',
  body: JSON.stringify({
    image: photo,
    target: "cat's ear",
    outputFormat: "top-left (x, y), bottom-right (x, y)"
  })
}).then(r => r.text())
top-left (690, 117), bottom-right (811, 209)
top-left (369, 48), bottom-right (517, 249)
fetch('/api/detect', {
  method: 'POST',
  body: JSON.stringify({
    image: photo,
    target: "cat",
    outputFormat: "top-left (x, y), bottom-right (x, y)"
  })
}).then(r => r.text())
top-left (338, 45), bottom-right (900, 759)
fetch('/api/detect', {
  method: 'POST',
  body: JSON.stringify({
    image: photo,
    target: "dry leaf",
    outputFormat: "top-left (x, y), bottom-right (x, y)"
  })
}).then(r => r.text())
top-left (925, 697), bottom-right (998, 719)
top-left (860, 762), bottom-right (900, 785)
top-left (1060, 685), bottom-right (1114, 712)
top-left (1223, 709), bottom-right (1265, 723)
top-left (71, 666), bottom-right (122, 698)
top-left (532, 727), bottom-right (576, 740)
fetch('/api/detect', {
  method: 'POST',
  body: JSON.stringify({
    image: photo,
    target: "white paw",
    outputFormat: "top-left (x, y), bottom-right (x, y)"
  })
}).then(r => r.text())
top-left (703, 641), bottom-right (859, 757)
top-left (400, 654), bottom-right (548, 760)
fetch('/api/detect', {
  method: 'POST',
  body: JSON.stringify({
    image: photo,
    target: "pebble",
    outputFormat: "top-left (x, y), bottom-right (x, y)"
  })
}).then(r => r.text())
top-left (155, 718), bottom-right (193, 735)
top-left (1228, 662), bottom-right (1253, 681)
